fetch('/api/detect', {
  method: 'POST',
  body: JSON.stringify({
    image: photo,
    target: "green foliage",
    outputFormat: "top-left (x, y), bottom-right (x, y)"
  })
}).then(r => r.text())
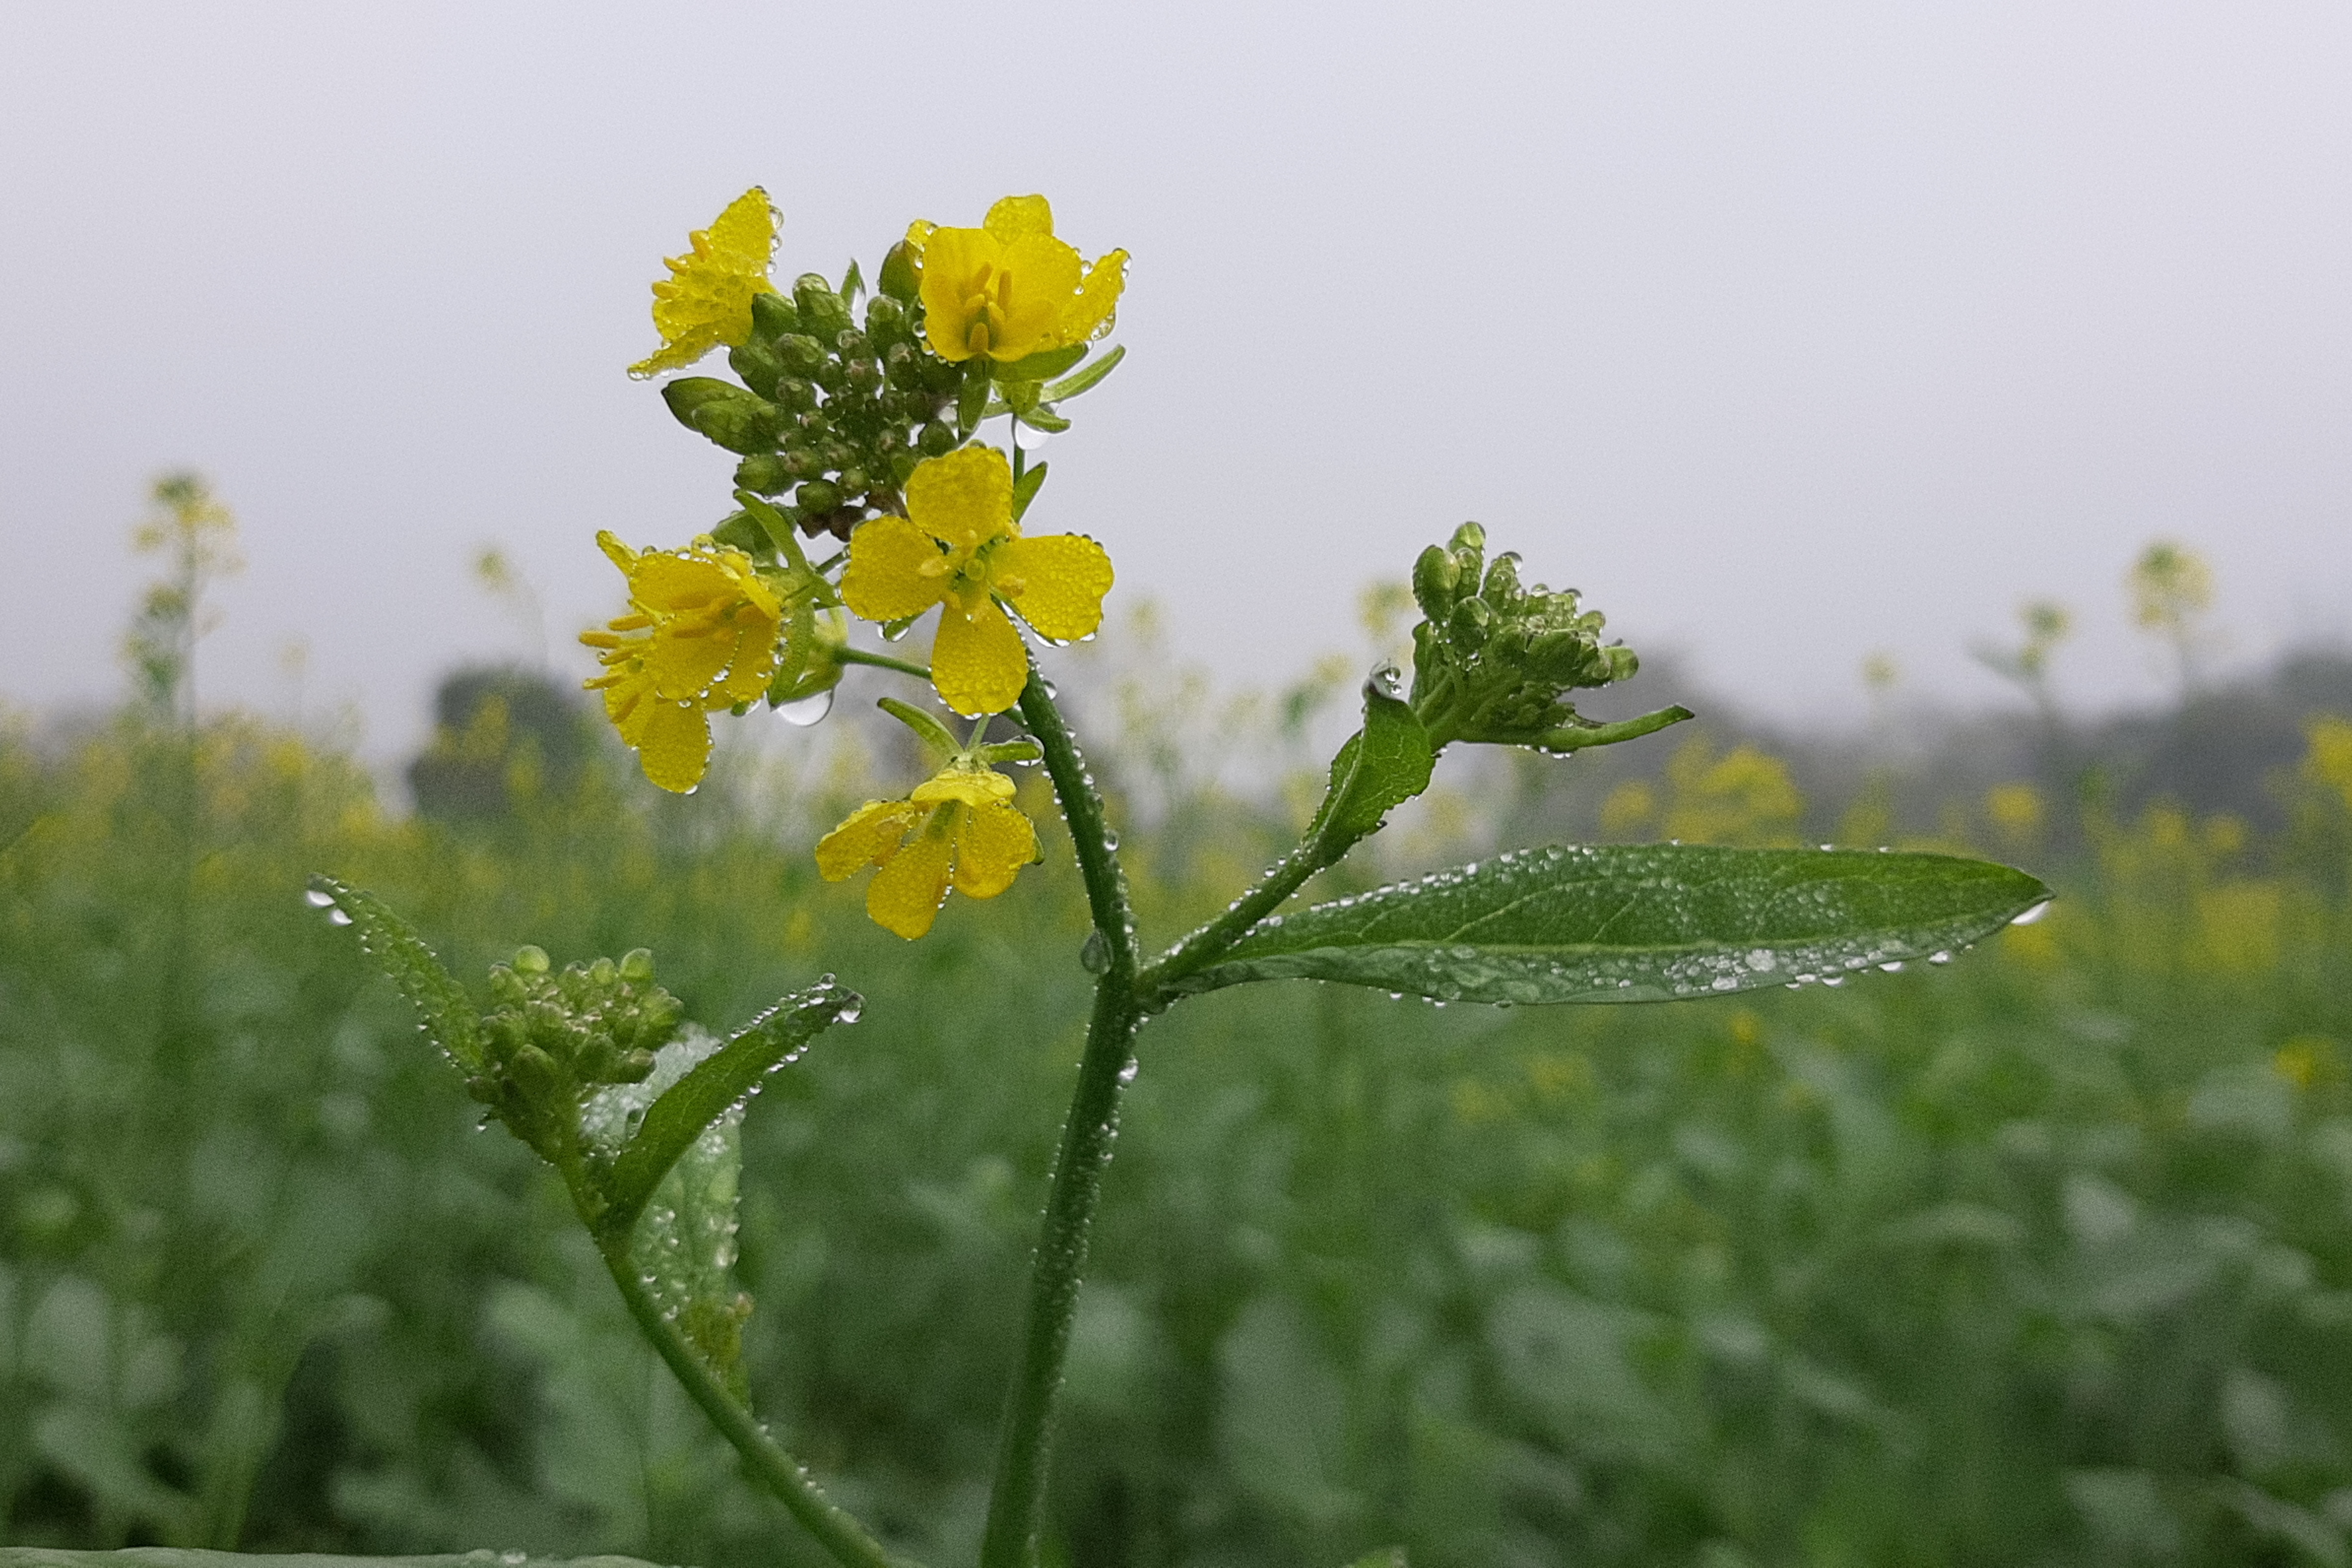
top-left (6, 695), bottom-right (2352, 1565)
top-left (1304, 679), bottom-right (1436, 857)
top-left (1172, 845), bottom-right (2050, 1005)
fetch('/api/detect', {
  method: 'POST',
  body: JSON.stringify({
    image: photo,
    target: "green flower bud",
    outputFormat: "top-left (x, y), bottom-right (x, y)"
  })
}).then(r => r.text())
top-left (846, 359), bottom-right (882, 393)
top-left (514, 946), bottom-right (550, 975)
top-left (811, 359), bottom-right (847, 394)
top-left (509, 1043), bottom-right (561, 1103)
top-left (1480, 552), bottom-right (1523, 609)
top-left (878, 239), bottom-right (921, 303)
top-left (864, 294), bottom-right (907, 344)
top-left (835, 330), bottom-right (869, 362)
top-left (1412, 544), bottom-right (1460, 620)
top-left (796, 478), bottom-right (842, 513)
top-left (889, 452), bottom-right (920, 486)
top-left (793, 274), bottom-right (853, 340)
top-left (784, 445), bottom-right (823, 479)
top-left (772, 377), bottom-right (817, 412)
top-left (750, 290), bottom-right (801, 340)
top-left (727, 337), bottom-right (785, 399)
top-left (734, 454), bottom-right (791, 495)
top-left (616, 1048), bottom-right (658, 1084)
top-left (660, 377), bottom-right (778, 456)
top-left (777, 333), bottom-right (827, 373)
top-left (918, 420), bottom-right (957, 456)
top-left (587, 955), bottom-right (616, 986)
top-left (619, 948), bottom-right (655, 982)
top-left (919, 354), bottom-right (963, 394)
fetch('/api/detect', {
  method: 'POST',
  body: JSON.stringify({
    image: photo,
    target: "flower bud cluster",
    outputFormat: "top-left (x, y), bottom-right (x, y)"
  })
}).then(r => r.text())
top-left (666, 257), bottom-right (974, 545)
top-left (469, 944), bottom-right (684, 1157)
top-left (1408, 523), bottom-right (1638, 750)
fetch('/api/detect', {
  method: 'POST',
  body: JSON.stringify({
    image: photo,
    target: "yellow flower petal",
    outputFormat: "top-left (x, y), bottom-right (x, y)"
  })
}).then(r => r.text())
top-left (905, 447), bottom-right (1014, 553)
top-left (841, 516), bottom-right (951, 623)
top-left (635, 699), bottom-right (714, 794)
top-left (931, 597), bottom-right (1029, 716)
top-left (1065, 248), bottom-right (1127, 342)
top-left (816, 799), bottom-right (921, 881)
top-left (991, 534), bottom-right (1113, 643)
top-left (953, 799), bottom-right (1037, 899)
top-left (911, 763), bottom-right (1018, 810)
top-left (867, 826), bottom-right (954, 939)
top-left (985, 195), bottom-right (1055, 239)
top-left (628, 188), bottom-right (780, 379)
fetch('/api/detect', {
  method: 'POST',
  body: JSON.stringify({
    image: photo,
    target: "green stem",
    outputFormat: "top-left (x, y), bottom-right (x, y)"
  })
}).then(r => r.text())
top-left (979, 664), bottom-right (1143, 1568)
top-left (1142, 829), bottom-right (1340, 999)
top-left (837, 646), bottom-right (934, 681)
top-left (597, 1241), bottom-right (908, 1568)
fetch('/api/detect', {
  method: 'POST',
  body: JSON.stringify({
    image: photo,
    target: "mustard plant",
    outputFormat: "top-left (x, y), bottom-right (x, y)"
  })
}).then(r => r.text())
top-left (316, 190), bottom-right (2049, 1568)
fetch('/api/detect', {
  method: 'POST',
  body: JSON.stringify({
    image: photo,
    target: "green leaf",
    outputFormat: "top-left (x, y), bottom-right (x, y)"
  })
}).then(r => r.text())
top-left (956, 365), bottom-right (992, 434)
top-left (1305, 675), bottom-right (1436, 857)
top-left (307, 875), bottom-right (484, 1071)
top-left (1345, 1552), bottom-right (1409, 1568)
top-left (598, 979), bottom-right (862, 1237)
top-left (993, 343), bottom-right (1088, 384)
top-left (1043, 342), bottom-right (1125, 403)
top-left (1166, 845), bottom-right (2050, 1005)
top-left (1012, 460), bottom-right (1048, 521)
top-left (1016, 402), bottom-right (1072, 433)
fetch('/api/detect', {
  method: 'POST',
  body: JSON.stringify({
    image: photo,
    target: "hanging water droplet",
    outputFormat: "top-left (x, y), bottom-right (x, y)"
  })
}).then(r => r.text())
top-left (838, 1002), bottom-right (862, 1023)
top-left (1878, 960), bottom-right (1905, 972)
top-left (776, 688), bottom-right (834, 726)
top-left (2010, 900), bottom-right (2051, 926)
top-left (304, 888), bottom-right (336, 908)
top-left (1015, 421), bottom-right (1052, 452)
top-left (1822, 975), bottom-right (1845, 987)
top-left (1080, 929), bottom-right (1110, 973)
top-left (1928, 950), bottom-right (1953, 964)
top-left (327, 908), bottom-right (354, 925)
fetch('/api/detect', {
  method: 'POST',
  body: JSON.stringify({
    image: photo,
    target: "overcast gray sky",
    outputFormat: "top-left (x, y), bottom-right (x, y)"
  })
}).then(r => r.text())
top-left (5, 1), bottom-right (2350, 761)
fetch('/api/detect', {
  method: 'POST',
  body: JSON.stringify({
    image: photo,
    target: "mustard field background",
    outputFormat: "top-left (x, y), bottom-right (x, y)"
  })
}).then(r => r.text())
top-left (6, 639), bottom-right (2352, 1568)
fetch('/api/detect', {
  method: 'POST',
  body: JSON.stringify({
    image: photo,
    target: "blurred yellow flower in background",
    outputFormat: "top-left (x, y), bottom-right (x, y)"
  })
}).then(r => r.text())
top-left (581, 531), bottom-right (781, 793)
top-left (840, 447), bottom-right (1112, 715)
top-left (629, 188), bottom-right (779, 378)
top-left (905, 196), bottom-right (1126, 364)
top-left (816, 758), bottom-right (1039, 939)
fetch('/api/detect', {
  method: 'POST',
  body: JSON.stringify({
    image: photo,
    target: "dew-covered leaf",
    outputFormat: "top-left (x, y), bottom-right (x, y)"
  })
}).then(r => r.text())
top-left (1166, 844), bottom-right (2050, 1005)
top-left (582, 1029), bottom-right (761, 1397)
top-left (307, 875), bottom-right (484, 1070)
top-left (599, 978), bottom-right (860, 1238)
top-left (1306, 676), bottom-right (1436, 858)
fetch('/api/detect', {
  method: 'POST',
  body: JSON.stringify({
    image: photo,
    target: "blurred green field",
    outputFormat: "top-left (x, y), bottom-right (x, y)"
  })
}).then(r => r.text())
top-left (6, 651), bottom-right (2352, 1568)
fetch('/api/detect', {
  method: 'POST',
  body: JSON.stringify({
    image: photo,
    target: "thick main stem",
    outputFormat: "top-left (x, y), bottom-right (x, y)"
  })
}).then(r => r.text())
top-left (597, 1242), bottom-right (904, 1568)
top-left (980, 667), bottom-right (1143, 1568)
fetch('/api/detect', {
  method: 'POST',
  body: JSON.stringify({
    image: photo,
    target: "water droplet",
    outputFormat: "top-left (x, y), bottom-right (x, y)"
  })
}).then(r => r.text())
top-left (2010, 900), bottom-right (2051, 926)
top-left (1080, 929), bottom-right (1110, 974)
top-left (838, 1003), bottom-right (862, 1023)
top-left (777, 689), bottom-right (833, 726)
top-left (1822, 975), bottom-right (1845, 987)
top-left (1015, 421), bottom-right (1052, 451)
top-left (304, 888), bottom-right (336, 908)
top-left (1116, 1057), bottom-right (1139, 1085)
top-left (1710, 976), bottom-right (1739, 991)
top-left (1102, 827), bottom-right (1120, 849)
top-left (1878, 960), bottom-right (1905, 972)
top-left (1928, 950), bottom-right (1953, 964)
top-left (327, 908), bottom-right (354, 925)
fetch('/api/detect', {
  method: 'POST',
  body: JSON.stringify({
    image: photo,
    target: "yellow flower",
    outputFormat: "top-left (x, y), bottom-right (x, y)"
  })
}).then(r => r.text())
top-left (628, 188), bottom-right (780, 379)
top-left (580, 532), bottom-right (782, 792)
top-left (815, 759), bottom-right (1039, 939)
top-left (839, 447), bottom-right (1112, 715)
top-left (905, 195), bottom-right (1126, 364)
